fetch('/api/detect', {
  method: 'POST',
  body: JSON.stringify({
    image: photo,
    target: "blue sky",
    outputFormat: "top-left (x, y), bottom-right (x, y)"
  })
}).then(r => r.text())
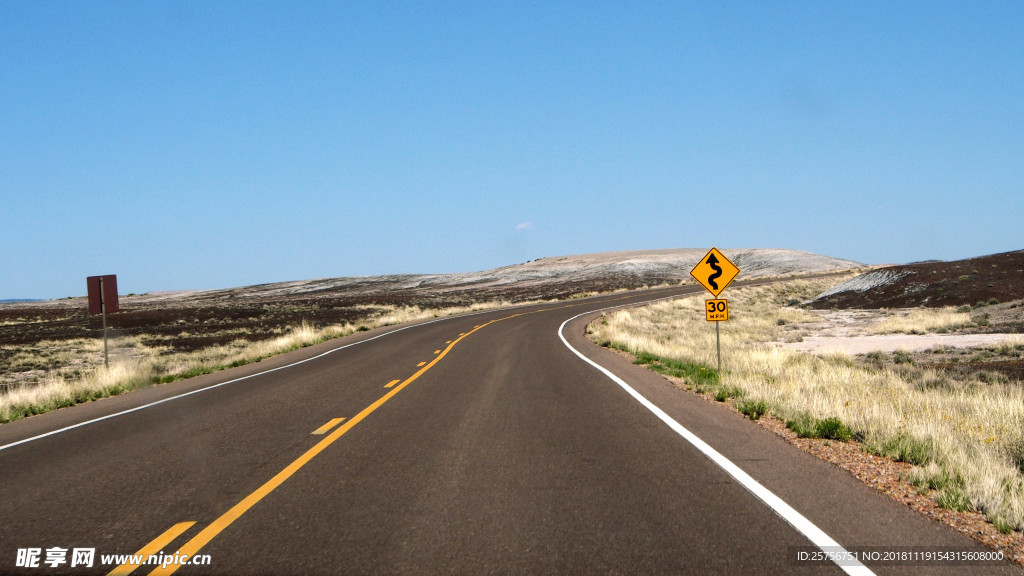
top-left (3, 2), bottom-right (1022, 299)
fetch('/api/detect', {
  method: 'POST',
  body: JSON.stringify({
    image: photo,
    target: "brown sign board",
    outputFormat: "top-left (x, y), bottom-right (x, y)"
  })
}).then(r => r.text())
top-left (87, 275), bottom-right (119, 315)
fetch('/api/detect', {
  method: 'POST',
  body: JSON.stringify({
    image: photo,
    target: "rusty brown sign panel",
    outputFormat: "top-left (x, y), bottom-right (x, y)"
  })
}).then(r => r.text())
top-left (86, 275), bottom-right (119, 315)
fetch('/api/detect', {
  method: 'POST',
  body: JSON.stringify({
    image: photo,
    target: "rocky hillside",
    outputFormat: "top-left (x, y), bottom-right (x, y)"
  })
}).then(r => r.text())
top-left (130, 248), bottom-right (863, 304)
top-left (807, 249), bottom-right (1024, 309)
top-left (0, 248), bottom-right (864, 349)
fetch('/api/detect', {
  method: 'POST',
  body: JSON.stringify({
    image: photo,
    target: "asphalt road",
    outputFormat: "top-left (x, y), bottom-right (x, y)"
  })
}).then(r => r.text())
top-left (0, 281), bottom-right (1018, 575)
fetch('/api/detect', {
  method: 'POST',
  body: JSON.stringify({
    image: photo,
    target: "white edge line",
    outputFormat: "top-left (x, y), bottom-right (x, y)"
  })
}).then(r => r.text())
top-left (0, 307), bottom-right (508, 453)
top-left (557, 305), bottom-right (875, 576)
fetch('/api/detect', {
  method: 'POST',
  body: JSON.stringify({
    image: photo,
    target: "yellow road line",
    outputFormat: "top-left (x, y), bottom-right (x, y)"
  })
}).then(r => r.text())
top-left (434, 349), bottom-right (441, 354)
top-left (108, 521), bottom-right (196, 576)
top-left (417, 361), bottom-right (427, 367)
top-left (139, 296), bottom-right (654, 576)
top-left (384, 379), bottom-right (401, 388)
top-left (311, 418), bottom-right (346, 435)
top-left (145, 317), bottom-right (508, 576)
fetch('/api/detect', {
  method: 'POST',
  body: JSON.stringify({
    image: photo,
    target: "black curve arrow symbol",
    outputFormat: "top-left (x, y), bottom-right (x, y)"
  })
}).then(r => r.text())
top-left (706, 253), bottom-right (723, 291)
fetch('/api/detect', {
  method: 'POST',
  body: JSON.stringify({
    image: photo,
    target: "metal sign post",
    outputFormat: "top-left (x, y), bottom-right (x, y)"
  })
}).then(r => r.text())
top-left (705, 299), bottom-right (729, 373)
top-left (87, 275), bottom-right (119, 368)
top-left (101, 282), bottom-right (108, 367)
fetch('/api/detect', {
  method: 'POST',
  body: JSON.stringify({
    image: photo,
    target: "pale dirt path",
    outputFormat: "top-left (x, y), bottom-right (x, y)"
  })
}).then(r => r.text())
top-left (787, 333), bottom-right (1021, 355)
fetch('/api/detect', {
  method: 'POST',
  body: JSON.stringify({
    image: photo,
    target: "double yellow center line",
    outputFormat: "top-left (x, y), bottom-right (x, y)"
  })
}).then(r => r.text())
top-left (122, 313), bottom-right (521, 576)
top-left (119, 290), bottom-right (647, 576)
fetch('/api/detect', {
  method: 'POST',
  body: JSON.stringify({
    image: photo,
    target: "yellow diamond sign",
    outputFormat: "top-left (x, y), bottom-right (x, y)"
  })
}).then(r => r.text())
top-left (690, 247), bottom-right (740, 297)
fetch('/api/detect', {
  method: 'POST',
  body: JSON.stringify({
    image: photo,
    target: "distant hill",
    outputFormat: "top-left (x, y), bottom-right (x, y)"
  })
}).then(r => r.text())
top-left (807, 249), bottom-right (1024, 309)
top-left (124, 248), bottom-right (863, 305)
top-left (0, 299), bottom-right (41, 304)
top-left (2, 248), bottom-right (865, 348)
top-left (10, 249), bottom-right (864, 310)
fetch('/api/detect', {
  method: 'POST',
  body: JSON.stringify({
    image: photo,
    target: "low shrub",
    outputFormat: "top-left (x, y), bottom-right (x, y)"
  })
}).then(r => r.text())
top-left (714, 386), bottom-right (744, 402)
top-left (867, 433), bottom-right (932, 466)
top-left (786, 413), bottom-right (817, 438)
top-left (864, 351), bottom-right (886, 367)
top-left (737, 399), bottom-right (768, 420)
top-left (936, 486), bottom-right (974, 512)
top-left (893, 351), bottom-right (915, 365)
top-left (815, 417), bottom-right (853, 441)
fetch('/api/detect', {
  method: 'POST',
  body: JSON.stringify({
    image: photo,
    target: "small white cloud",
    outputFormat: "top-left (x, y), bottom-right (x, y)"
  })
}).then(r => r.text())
top-left (515, 221), bottom-right (533, 230)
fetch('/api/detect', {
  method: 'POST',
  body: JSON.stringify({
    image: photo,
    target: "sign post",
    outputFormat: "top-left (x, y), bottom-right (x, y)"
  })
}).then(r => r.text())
top-left (717, 317), bottom-right (720, 374)
top-left (690, 249), bottom-right (740, 374)
top-left (87, 275), bottom-right (119, 368)
top-left (705, 299), bottom-right (729, 373)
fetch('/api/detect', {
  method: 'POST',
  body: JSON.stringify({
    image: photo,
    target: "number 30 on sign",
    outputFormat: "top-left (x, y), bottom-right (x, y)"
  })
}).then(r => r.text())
top-left (706, 299), bottom-right (728, 322)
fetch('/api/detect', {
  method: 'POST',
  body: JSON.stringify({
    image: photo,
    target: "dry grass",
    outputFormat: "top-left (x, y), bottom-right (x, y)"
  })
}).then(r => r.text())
top-left (870, 307), bottom-right (975, 335)
top-left (0, 299), bottom-right (538, 424)
top-left (589, 278), bottom-right (1024, 532)
top-left (1, 338), bottom-right (104, 386)
top-left (0, 322), bottom-right (351, 423)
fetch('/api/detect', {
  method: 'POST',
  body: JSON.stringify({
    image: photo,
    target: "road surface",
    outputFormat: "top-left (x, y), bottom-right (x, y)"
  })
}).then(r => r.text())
top-left (0, 282), bottom-right (1017, 574)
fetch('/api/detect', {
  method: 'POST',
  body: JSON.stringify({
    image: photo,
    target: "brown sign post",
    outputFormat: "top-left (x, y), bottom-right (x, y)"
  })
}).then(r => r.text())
top-left (87, 275), bottom-right (119, 367)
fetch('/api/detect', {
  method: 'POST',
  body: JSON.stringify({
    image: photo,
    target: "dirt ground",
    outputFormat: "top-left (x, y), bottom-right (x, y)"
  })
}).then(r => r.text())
top-left (781, 303), bottom-right (1024, 383)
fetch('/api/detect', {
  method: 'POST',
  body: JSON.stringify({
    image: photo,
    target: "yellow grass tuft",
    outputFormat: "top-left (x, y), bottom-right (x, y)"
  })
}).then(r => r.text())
top-left (870, 307), bottom-right (975, 335)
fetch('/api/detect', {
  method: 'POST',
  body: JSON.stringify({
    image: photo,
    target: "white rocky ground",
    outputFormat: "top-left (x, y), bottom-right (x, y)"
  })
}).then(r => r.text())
top-left (812, 269), bottom-right (912, 300)
top-left (788, 333), bottom-right (1020, 355)
top-left (781, 309), bottom-right (1022, 355)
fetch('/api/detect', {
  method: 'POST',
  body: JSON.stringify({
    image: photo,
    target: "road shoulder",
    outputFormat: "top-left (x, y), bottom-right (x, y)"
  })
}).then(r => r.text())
top-left (562, 311), bottom-right (1022, 575)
